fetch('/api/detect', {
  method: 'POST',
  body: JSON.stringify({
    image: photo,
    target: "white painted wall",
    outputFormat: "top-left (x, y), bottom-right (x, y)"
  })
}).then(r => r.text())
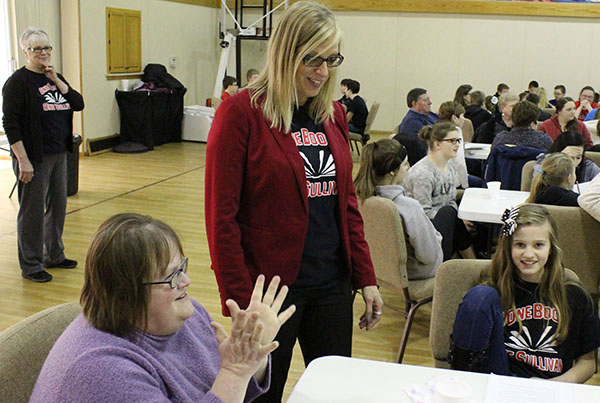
top-left (79, 0), bottom-right (218, 143)
top-left (74, 2), bottom-right (600, 141)
top-left (334, 12), bottom-right (600, 132)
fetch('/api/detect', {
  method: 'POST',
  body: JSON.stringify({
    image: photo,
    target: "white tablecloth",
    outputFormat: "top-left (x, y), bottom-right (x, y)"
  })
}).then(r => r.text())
top-left (287, 356), bottom-right (600, 403)
top-left (457, 188), bottom-right (529, 224)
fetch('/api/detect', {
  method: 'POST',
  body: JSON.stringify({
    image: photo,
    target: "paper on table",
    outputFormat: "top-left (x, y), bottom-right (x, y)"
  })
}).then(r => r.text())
top-left (483, 374), bottom-right (572, 403)
top-left (574, 181), bottom-right (590, 194)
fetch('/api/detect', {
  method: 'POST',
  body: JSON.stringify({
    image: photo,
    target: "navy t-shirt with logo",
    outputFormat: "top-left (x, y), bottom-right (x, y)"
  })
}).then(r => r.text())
top-left (24, 69), bottom-right (72, 154)
top-left (504, 279), bottom-right (600, 379)
top-left (290, 101), bottom-right (343, 289)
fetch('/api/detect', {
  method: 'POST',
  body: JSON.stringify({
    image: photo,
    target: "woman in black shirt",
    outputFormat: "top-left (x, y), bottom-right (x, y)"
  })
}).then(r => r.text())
top-left (2, 28), bottom-right (84, 282)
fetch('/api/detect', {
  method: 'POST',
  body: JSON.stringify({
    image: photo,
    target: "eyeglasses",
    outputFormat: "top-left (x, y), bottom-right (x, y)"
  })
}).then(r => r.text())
top-left (439, 138), bottom-right (462, 145)
top-left (302, 53), bottom-right (344, 68)
top-left (26, 46), bottom-right (53, 54)
top-left (143, 257), bottom-right (188, 289)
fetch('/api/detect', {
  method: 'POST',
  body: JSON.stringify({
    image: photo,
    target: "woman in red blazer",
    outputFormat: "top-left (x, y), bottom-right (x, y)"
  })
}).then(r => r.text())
top-left (205, 2), bottom-right (382, 401)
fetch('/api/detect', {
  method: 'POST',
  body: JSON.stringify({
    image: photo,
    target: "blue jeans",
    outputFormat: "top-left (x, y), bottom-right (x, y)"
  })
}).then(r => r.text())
top-left (468, 174), bottom-right (487, 188)
top-left (451, 285), bottom-right (512, 375)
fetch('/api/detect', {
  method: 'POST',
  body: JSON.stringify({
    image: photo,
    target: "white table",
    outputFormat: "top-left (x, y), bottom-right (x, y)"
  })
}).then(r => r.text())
top-left (287, 356), bottom-right (600, 402)
top-left (458, 188), bottom-right (529, 224)
top-left (464, 143), bottom-right (491, 160)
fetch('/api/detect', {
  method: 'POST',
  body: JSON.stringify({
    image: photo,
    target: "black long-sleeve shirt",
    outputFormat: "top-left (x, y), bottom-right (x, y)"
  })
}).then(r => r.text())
top-left (2, 66), bottom-right (84, 162)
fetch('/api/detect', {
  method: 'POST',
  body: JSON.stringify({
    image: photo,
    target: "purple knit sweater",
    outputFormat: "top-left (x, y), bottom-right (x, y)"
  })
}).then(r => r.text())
top-left (31, 299), bottom-right (269, 402)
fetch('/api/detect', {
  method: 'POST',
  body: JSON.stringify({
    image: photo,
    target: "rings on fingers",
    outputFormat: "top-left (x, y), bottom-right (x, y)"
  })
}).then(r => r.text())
top-left (374, 311), bottom-right (382, 316)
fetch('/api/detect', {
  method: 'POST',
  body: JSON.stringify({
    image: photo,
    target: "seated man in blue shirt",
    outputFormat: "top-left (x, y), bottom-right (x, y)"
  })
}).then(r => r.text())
top-left (398, 88), bottom-right (439, 137)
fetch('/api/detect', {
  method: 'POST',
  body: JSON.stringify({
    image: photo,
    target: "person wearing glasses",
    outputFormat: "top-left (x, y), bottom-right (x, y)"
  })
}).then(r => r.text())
top-left (491, 101), bottom-right (552, 151)
top-left (574, 86), bottom-right (598, 121)
top-left (2, 28), bottom-right (84, 283)
top-left (32, 213), bottom-right (295, 402)
top-left (205, 2), bottom-right (383, 401)
top-left (403, 122), bottom-right (476, 260)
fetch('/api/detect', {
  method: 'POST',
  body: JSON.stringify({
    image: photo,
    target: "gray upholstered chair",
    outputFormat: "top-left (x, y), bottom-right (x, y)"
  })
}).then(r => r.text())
top-left (522, 153), bottom-right (600, 192)
top-left (358, 196), bottom-right (434, 363)
top-left (461, 118), bottom-right (474, 143)
top-left (349, 101), bottom-right (380, 155)
top-left (539, 204), bottom-right (600, 304)
top-left (583, 120), bottom-right (599, 145)
top-left (541, 107), bottom-right (557, 117)
top-left (0, 302), bottom-right (82, 402)
top-left (430, 259), bottom-right (579, 368)
top-left (520, 160), bottom-right (536, 191)
top-left (586, 151), bottom-right (600, 167)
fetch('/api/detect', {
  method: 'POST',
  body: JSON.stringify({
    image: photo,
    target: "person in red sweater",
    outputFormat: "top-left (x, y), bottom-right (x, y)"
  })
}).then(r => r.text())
top-left (574, 86), bottom-right (598, 121)
top-left (539, 97), bottom-right (593, 147)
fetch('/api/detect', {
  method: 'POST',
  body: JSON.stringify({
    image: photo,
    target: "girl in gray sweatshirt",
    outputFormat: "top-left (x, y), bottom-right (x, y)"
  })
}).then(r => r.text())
top-left (354, 139), bottom-right (443, 280)
top-left (403, 122), bottom-right (475, 260)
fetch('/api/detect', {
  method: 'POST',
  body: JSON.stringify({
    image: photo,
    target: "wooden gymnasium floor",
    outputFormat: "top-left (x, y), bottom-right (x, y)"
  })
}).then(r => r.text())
top-left (0, 139), bottom-right (598, 399)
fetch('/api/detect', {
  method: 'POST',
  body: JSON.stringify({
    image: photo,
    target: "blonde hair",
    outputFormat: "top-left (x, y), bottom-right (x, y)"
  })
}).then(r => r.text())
top-left (249, 1), bottom-right (341, 132)
top-left (491, 204), bottom-right (575, 344)
top-left (538, 87), bottom-right (549, 109)
top-left (526, 153), bottom-right (574, 203)
top-left (498, 92), bottom-right (519, 108)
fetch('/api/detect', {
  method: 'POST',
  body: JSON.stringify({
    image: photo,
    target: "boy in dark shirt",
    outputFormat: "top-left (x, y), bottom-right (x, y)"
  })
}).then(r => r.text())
top-left (345, 79), bottom-right (369, 143)
top-left (337, 78), bottom-right (352, 109)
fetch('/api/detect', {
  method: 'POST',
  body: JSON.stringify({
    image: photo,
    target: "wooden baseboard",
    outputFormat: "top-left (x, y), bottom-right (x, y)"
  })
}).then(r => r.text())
top-left (86, 134), bottom-right (120, 156)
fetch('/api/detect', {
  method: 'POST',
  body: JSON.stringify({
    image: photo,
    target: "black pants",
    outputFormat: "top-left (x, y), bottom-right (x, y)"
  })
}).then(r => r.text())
top-left (254, 278), bottom-right (354, 402)
top-left (432, 205), bottom-right (472, 261)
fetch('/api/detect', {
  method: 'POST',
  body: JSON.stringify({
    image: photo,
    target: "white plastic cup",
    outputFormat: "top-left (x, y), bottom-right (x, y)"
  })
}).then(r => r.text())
top-left (120, 79), bottom-right (130, 91)
top-left (488, 181), bottom-right (501, 200)
top-left (433, 378), bottom-right (472, 403)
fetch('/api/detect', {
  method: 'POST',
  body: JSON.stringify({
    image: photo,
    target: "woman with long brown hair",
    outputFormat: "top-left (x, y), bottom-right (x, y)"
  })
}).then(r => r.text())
top-left (450, 204), bottom-right (600, 381)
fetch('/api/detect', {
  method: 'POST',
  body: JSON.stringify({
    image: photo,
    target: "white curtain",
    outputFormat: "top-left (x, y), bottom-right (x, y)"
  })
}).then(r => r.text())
top-left (13, 0), bottom-right (61, 72)
top-left (0, 0), bottom-right (12, 125)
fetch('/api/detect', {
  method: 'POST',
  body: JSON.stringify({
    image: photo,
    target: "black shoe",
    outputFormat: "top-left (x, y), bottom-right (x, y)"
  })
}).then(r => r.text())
top-left (45, 258), bottom-right (78, 269)
top-left (448, 340), bottom-right (489, 373)
top-left (22, 270), bottom-right (53, 282)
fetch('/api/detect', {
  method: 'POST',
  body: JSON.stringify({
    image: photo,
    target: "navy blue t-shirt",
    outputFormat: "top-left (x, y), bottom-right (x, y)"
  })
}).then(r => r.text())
top-left (290, 101), bottom-right (343, 289)
top-left (24, 69), bottom-right (71, 154)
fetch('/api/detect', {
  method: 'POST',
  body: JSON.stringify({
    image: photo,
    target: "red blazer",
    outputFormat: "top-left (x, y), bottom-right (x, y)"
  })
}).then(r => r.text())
top-left (205, 90), bottom-right (376, 314)
top-left (538, 116), bottom-right (593, 148)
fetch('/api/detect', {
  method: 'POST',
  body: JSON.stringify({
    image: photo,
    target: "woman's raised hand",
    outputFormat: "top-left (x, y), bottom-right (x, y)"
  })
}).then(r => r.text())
top-left (211, 309), bottom-right (278, 379)
top-left (230, 275), bottom-right (296, 345)
top-left (210, 275), bottom-right (295, 390)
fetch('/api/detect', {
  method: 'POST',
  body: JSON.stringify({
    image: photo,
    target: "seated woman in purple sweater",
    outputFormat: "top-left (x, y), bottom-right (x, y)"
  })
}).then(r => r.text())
top-left (31, 213), bottom-right (295, 403)
top-left (491, 100), bottom-right (553, 151)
